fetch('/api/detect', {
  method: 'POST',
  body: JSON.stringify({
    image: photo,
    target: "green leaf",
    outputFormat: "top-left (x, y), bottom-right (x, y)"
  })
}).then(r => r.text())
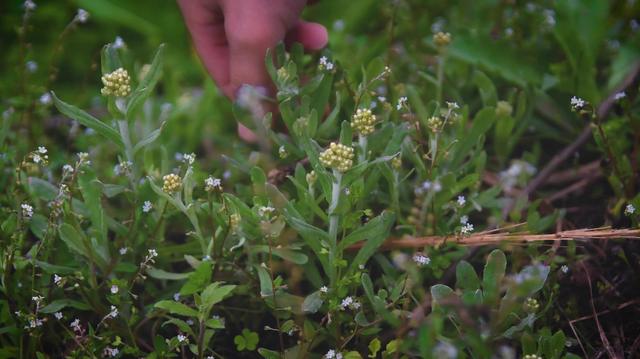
top-left (235, 329), bottom-right (258, 351)
top-left (301, 291), bottom-right (323, 313)
top-left (368, 338), bottom-right (382, 358)
top-left (77, 0), bottom-right (159, 36)
top-left (341, 211), bottom-right (395, 250)
top-left (456, 260), bottom-right (480, 291)
top-left (348, 211), bottom-right (395, 273)
top-left (473, 70), bottom-right (497, 106)
top-left (100, 43), bottom-right (122, 75)
top-left (133, 122), bottom-right (165, 155)
top-left (451, 107), bottom-right (495, 167)
top-left (430, 284), bottom-right (454, 305)
top-left (52, 92), bottom-right (124, 149)
top-left (255, 265), bottom-right (273, 297)
top-left (58, 224), bottom-right (88, 258)
top-left (78, 170), bottom-right (107, 246)
top-left (40, 299), bottom-right (90, 313)
top-left (180, 261), bottom-right (212, 296)
top-left (146, 268), bottom-right (191, 280)
top-left (201, 283), bottom-right (236, 310)
top-left (154, 300), bottom-right (199, 318)
top-left (127, 44), bottom-right (165, 120)
top-left (482, 249), bottom-right (507, 306)
top-left (257, 348), bottom-right (280, 359)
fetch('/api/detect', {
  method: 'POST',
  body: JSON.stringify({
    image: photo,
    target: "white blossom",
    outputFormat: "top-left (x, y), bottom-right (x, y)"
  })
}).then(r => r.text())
top-left (412, 253), bottom-right (431, 266)
top-left (258, 206), bottom-right (275, 217)
top-left (614, 91), bottom-right (626, 101)
top-left (53, 274), bottom-right (62, 286)
top-left (205, 176), bottom-right (222, 192)
top-left (62, 164), bottom-right (74, 173)
top-left (26, 61), bottom-right (38, 73)
top-left (561, 265), bottom-right (569, 274)
top-left (457, 195), bottom-right (466, 206)
top-left (119, 247), bottom-right (128, 255)
top-left (107, 305), bottom-right (118, 319)
top-left (142, 201), bottom-right (153, 213)
top-left (177, 333), bottom-right (187, 343)
top-left (110, 285), bottom-right (119, 294)
top-left (397, 96), bottom-right (408, 110)
top-left (21, 203), bottom-right (34, 219)
top-left (113, 36), bottom-right (126, 49)
top-left (54, 312), bottom-right (63, 320)
top-left (320, 286), bottom-right (328, 293)
top-left (39, 92), bottom-right (52, 105)
top-left (75, 9), bottom-right (89, 23)
top-left (37, 146), bottom-right (47, 154)
top-left (570, 96), bottom-right (585, 110)
top-left (104, 347), bottom-right (119, 357)
top-left (625, 204), bottom-right (636, 216)
top-left (319, 56), bottom-right (334, 71)
top-left (340, 296), bottom-right (360, 310)
top-left (325, 350), bottom-right (343, 359)
top-left (173, 293), bottom-right (181, 301)
top-left (24, 0), bottom-right (36, 11)
top-left (461, 222), bottom-right (474, 235)
top-left (182, 153), bottom-right (196, 165)
top-left (70, 318), bottom-right (81, 331)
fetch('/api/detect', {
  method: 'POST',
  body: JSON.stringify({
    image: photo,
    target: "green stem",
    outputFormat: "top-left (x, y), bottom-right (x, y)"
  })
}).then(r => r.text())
top-left (117, 120), bottom-right (137, 191)
top-left (358, 135), bottom-right (368, 163)
top-left (328, 171), bottom-right (342, 286)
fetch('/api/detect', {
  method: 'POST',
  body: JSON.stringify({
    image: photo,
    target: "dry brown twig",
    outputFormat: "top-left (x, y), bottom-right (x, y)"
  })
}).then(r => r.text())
top-left (347, 226), bottom-right (640, 251)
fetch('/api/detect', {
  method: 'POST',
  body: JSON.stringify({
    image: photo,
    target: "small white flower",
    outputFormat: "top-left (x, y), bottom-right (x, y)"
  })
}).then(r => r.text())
top-left (21, 203), bottom-right (34, 219)
top-left (37, 146), bottom-right (47, 154)
top-left (62, 164), bottom-right (74, 173)
top-left (460, 215), bottom-right (469, 224)
top-left (325, 349), bottom-right (338, 359)
top-left (377, 96), bottom-right (386, 103)
top-left (148, 249), bottom-right (158, 258)
top-left (320, 286), bottom-right (328, 293)
top-left (119, 247), bottom-right (128, 255)
top-left (32, 295), bottom-right (44, 304)
top-left (397, 96), bottom-right (408, 110)
top-left (39, 92), bottom-right (52, 105)
top-left (53, 274), bottom-right (62, 286)
top-left (75, 9), bottom-right (89, 23)
top-left (32, 154), bottom-right (42, 163)
top-left (25, 60), bottom-right (38, 73)
top-left (544, 9), bottom-right (556, 27)
top-left (26, 318), bottom-right (43, 328)
top-left (204, 176), bottom-right (222, 192)
top-left (433, 181), bottom-right (442, 192)
top-left (421, 181), bottom-right (432, 190)
top-left (142, 201), bottom-right (153, 213)
top-left (203, 255), bottom-right (211, 261)
top-left (113, 36), bottom-right (126, 49)
top-left (24, 0), bottom-right (36, 11)
top-left (446, 101), bottom-right (460, 110)
top-left (570, 96), bottom-right (585, 110)
top-left (614, 91), bottom-right (626, 101)
top-left (54, 312), bottom-right (63, 320)
top-left (461, 222), bottom-right (474, 235)
top-left (319, 56), bottom-right (335, 71)
top-left (340, 296), bottom-right (360, 310)
top-left (561, 265), bottom-right (569, 274)
top-left (104, 347), bottom-right (119, 357)
top-left (110, 284), bottom-right (119, 294)
top-left (413, 253), bottom-right (431, 266)
top-left (625, 204), bottom-right (636, 216)
top-left (174, 293), bottom-right (181, 301)
top-left (182, 153), bottom-right (196, 165)
top-left (258, 206), bottom-right (275, 217)
top-left (70, 318), bottom-right (81, 331)
top-left (108, 305), bottom-right (118, 318)
top-left (176, 334), bottom-right (187, 343)
top-left (457, 195), bottom-right (466, 206)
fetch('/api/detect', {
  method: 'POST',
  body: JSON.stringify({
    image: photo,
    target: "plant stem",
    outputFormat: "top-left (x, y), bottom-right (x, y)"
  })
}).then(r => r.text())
top-left (328, 171), bottom-right (342, 286)
top-left (358, 135), bottom-right (368, 163)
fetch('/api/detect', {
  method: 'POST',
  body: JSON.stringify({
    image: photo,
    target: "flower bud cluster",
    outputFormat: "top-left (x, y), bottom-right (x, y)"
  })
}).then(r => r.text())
top-left (162, 173), bottom-right (181, 193)
top-left (101, 68), bottom-right (131, 97)
top-left (523, 297), bottom-right (540, 313)
top-left (427, 116), bottom-right (443, 133)
top-left (433, 32), bottom-right (452, 47)
top-left (319, 142), bottom-right (354, 173)
top-left (351, 108), bottom-right (377, 136)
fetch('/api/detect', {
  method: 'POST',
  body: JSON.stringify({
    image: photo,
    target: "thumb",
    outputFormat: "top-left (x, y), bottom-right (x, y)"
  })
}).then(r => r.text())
top-left (286, 20), bottom-right (328, 50)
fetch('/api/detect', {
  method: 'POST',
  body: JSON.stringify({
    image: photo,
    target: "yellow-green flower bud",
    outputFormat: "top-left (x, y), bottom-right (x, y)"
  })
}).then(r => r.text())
top-left (101, 68), bottom-right (131, 97)
top-left (306, 170), bottom-right (317, 185)
top-left (496, 101), bottom-right (513, 117)
top-left (433, 32), bottom-right (452, 47)
top-left (351, 108), bottom-right (377, 136)
top-left (391, 156), bottom-right (402, 170)
top-left (319, 142), bottom-right (354, 173)
top-left (162, 173), bottom-right (181, 193)
top-left (427, 116), bottom-right (443, 133)
top-left (523, 297), bottom-right (540, 313)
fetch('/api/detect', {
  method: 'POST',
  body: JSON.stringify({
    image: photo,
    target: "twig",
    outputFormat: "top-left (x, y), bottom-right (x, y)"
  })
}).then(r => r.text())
top-left (581, 262), bottom-right (620, 359)
top-left (347, 227), bottom-right (640, 251)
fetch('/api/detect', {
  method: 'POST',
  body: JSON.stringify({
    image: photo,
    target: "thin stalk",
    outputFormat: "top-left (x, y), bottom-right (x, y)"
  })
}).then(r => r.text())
top-left (328, 171), bottom-right (342, 286)
top-left (358, 135), bottom-right (368, 163)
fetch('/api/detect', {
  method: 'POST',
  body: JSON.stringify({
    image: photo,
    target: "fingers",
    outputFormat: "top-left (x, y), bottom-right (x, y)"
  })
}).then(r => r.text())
top-left (177, 0), bottom-right (231, 95)
top-left (285, 21), bottom-right (328, 50)
top-left (222, 0), bottom-right (285, 98)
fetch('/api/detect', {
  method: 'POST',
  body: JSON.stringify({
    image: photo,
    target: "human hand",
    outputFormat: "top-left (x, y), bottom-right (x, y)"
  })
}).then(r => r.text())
top-left (178, 0), bottom-right (328, 99)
